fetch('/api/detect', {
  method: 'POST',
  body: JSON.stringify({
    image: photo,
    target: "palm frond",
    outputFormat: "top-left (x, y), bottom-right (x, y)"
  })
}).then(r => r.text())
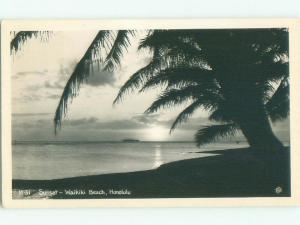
top-left (10, 31), bottom-right (51, 53)
top-left (114, 47), bottom-right (208, 104)
top-left (103, 30), bottom-right (136, 71)
top-left (265, 78), bottom-right (289, 122)
top-left (139, 66), bottom-right (215, 93)
top-left (257, 61), bottom-right (289, 81)
top-left (145, 86), bottom-right (221, 114)
top-left (260, 80), bottom-right (277, 101)
top-left (54, 30), bottom-right (112, 132)
top-left (113, 48), bottom-right (162, 103)
top-left (140, 30), bottom-right (200, 51)
top-left (138, 30), bottom-right (184, 50)
top-left (145, 86), bottom-right (203, 114)
top-left (139, 30), bottom-right (206, 66)
top-left (170, 99), bottom-right (210, 133)
top-left (195, 123), bottom-right (239, 146)
top-left (208, 104), bottom-right (233, 123)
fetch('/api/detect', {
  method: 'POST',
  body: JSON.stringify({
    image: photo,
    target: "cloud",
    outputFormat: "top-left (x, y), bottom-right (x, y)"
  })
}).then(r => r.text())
top-left (62, 117), bottom-right (145, 130)
top-left (155, 116), bottom-right (214, 131)
top-left (64, 117), bottom-right (98, 126)
top-left (86, 70), bottom-right (117, 87)
top-left (13, 70), bottom-right (47, 78)
top-left (12, 116), bottom-right (147, 134)
top-left (14, 93), bottom-right (42, 102)
top-left (57, 61), bottom-right (117, 87)
top-left (25, 84), bottom-right (43, 92)
top-left (58, 114), bottom-right (212, 132)
top-left (131, 114), bottom-right (212, 131)
top-left (13, 116), bottom-right (148, 131)
top-left (46, 94), bottom-right (61, 100)
top-left (44, 80), bottom-right (65, 89)
top-left (59, 114), bottom-right (213, 132)
top-left (132, 114), bottom-right (160, 125)
top-left (12, 112), bottom-right (290, 142)
top-left (11, 114), bottom-right (217, 142)
top-left (12, 113), bottom-right (52, 117)
top-left (12, 117), bottom-right (51, 129)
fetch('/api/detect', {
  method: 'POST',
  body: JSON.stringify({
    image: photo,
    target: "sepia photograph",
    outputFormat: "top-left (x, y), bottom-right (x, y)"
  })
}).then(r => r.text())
top-left (2, 19), bottom-right (300, 207)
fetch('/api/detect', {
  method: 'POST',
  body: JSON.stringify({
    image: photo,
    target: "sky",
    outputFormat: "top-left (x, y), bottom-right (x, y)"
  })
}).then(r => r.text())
top-left (11, 31), bottom-right (290, 142)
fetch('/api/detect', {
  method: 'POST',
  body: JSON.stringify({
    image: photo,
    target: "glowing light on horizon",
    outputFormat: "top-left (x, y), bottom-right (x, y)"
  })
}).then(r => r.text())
top-left (146, 125), bottom-right (169, 141)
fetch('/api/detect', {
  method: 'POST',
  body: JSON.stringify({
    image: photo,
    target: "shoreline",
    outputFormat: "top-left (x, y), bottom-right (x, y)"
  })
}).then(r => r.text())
top-left (12, 147), bottom-right (290, 199)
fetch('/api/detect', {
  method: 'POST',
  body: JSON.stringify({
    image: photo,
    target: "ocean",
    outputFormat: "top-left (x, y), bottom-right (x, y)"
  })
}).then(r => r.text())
top-left (12, 141), bottom-right (249, 180)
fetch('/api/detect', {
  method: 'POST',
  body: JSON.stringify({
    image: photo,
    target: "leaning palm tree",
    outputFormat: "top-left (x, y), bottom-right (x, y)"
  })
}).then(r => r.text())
top-left (11, 30), bottom-right (136, 132)
top-left (114, 29), bottom-right (289, 153)
top-left (11, 29), bottom-right (289, 153)
top-left (115, 29), bottom-right (289, 151)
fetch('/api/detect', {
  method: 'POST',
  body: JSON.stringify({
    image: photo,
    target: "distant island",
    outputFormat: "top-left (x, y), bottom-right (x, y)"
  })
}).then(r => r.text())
top-left (122, 139), bottom-right (140, 143)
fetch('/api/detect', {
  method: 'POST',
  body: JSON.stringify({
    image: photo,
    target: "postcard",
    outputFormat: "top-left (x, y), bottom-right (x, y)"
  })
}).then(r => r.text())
top-left (2, 19), bottom-right (300, 207)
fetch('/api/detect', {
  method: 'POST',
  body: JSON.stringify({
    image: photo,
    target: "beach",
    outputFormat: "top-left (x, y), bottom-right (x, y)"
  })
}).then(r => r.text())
top-left (12, 147), bottom-right (290, 199)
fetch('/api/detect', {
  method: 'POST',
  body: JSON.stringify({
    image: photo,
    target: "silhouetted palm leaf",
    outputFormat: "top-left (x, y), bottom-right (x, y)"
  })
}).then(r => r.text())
top-left (139, 66), bottom-right (216, 93)
top-left (195, 123), bottom-right (239, 146)
top-left (170, 99), bottom-right (215, 133)
top-left (113, 48), bottom-right (161, 103)
top-left (103, 30), bottom-right (136, 71)
top-left (139, 30), bottom-right (204, 62)
top-left (12, 28), bottom-right (289, 148)
top-left (54, 30), bottom-right (138, 130)
top-left (54, 30), bottom-right (112, 132)
top-left (255, 61), bottom-right (289, 81)
top-left (145, 87), bottom-right (198, 114)
top-left (265, 78), bottom-right (289, 122)
top-left (208, 103), bottom-right (234, 123)
top-left (114, 38), bottom-right (208, 103)
top-left (145, 85), bottom-right (222, 114)
top-left (10, 31), bottom-right (51, 53)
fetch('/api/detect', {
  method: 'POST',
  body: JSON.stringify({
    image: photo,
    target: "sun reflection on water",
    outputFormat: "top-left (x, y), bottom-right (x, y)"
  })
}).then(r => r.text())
top-left (153, 144), bottom-right (163, 168)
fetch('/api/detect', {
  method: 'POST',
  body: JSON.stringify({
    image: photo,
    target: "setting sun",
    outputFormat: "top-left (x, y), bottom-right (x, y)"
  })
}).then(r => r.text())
top-left (147, 126), bottom-right (169, 141)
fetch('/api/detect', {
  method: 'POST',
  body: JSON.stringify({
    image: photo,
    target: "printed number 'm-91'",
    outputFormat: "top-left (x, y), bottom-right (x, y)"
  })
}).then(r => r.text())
top-left (19, 190), bottom-right (31, 196)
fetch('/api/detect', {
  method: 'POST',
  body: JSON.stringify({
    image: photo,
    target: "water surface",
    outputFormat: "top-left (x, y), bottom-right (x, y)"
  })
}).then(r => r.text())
top-left (13, 142), bottom-right (249, 180)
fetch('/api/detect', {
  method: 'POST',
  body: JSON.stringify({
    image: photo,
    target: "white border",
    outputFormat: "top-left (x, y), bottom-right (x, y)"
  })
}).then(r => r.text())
top-left (2, 19), bottom-right (300, 208)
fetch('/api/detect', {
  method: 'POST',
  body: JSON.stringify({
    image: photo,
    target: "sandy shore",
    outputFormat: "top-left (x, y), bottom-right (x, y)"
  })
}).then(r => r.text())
top-left (12, 147), bottom-right (290, 199)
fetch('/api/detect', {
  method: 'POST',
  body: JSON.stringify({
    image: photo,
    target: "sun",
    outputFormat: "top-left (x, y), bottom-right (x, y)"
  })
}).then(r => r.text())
top-left (147, 125), bottom-right (169, 141)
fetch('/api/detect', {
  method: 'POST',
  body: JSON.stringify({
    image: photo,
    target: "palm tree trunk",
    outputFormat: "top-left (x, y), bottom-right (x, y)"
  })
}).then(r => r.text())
top-left (238, 111), bottom-right (284, 154)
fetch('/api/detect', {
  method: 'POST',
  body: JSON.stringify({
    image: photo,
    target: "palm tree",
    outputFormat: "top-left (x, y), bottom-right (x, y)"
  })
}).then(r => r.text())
top-left (114, 29), bottom-right (289, 153)
top-left (11, 29), bottom-right (289, 153)
top-left (11, 30), bottom-right (136, 132)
